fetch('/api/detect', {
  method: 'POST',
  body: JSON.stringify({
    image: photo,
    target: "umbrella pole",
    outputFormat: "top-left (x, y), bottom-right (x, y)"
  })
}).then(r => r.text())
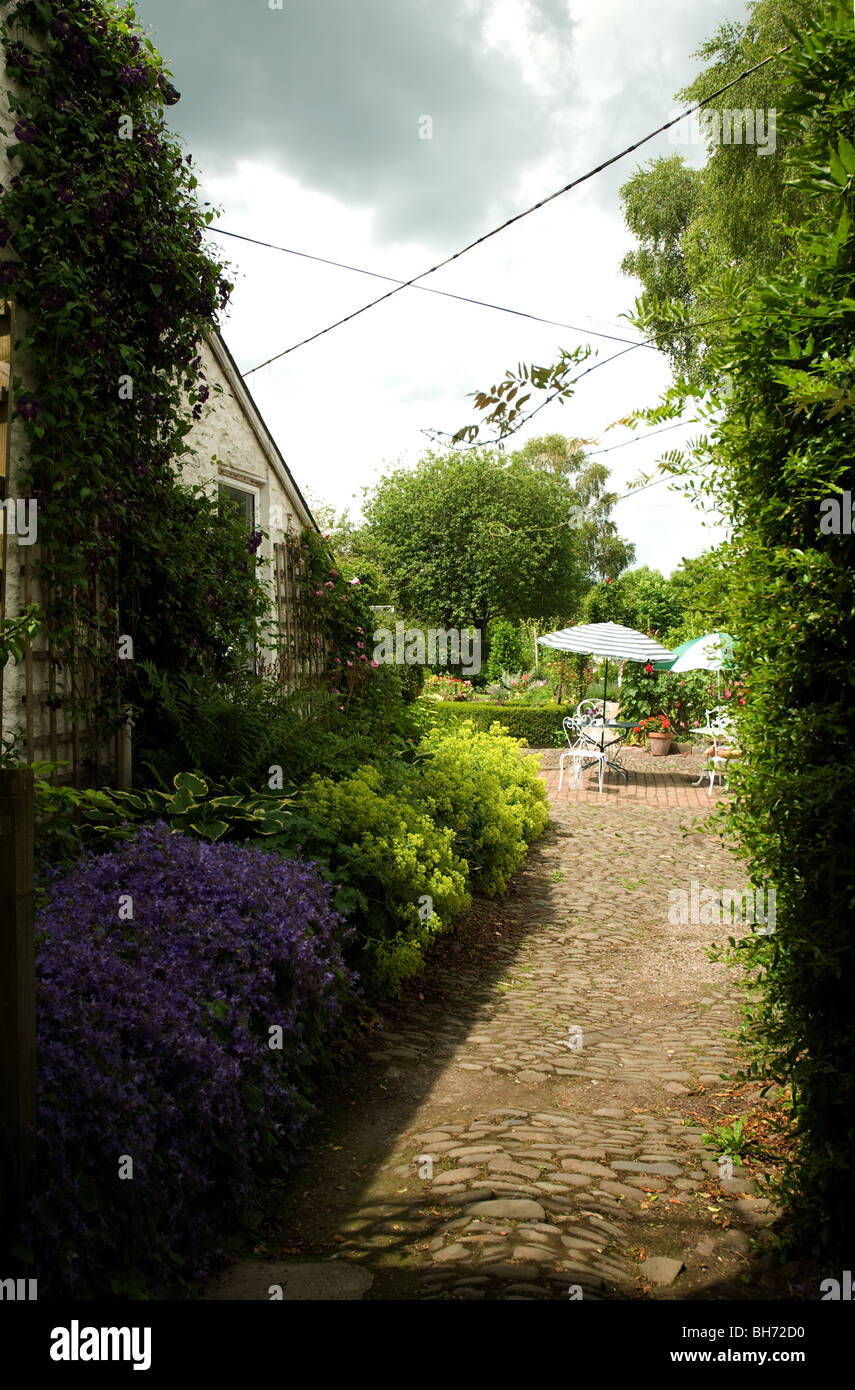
top-left (601, 657), bottom-right (609, 750)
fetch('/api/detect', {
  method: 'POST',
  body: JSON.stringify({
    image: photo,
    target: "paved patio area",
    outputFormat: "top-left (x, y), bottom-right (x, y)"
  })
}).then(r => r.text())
top-left (529, 746), bottom-right (726, 808)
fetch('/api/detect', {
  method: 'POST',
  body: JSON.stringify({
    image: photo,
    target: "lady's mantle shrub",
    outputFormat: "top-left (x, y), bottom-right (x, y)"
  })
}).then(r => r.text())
top-left (270, 764), bottom-right (470, 995)
top-left (413, 722), bottom-right (549, 895)
top-left (265, 724), bottom-right (547, 989)
top-left (20, 823), bottom-right (355, 1299)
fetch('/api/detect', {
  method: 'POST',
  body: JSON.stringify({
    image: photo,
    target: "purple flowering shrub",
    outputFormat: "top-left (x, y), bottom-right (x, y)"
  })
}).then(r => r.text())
top-left (19, 823), bottom-right (356, 1298)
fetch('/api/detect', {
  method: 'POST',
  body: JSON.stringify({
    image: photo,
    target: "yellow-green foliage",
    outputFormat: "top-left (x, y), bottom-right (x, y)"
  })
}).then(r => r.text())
top-left (287, 723), bottom-right (549, 994)
top-left (299, 764), bottom-right (470, 993)
top-left (414, 721), bottom-right (549, 895)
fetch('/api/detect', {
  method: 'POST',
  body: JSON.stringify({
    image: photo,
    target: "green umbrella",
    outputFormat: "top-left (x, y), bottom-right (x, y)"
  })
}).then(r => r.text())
top-left (653, 632), bottom-right (736, 672)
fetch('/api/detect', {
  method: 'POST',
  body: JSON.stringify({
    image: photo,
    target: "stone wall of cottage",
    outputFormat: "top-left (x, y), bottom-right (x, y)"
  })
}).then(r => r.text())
top-left (1, 330), bottom-right (314, 773)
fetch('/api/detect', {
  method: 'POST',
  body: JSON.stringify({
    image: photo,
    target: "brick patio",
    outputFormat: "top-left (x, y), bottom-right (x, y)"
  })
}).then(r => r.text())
top-left (531, 746), bottom-right (726, 808)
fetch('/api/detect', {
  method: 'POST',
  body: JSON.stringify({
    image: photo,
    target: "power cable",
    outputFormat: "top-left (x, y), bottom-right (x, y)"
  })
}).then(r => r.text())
top-left (210, 227), bottom-right (654, 350)
top-left (237, 44), bottom-right (789, 376)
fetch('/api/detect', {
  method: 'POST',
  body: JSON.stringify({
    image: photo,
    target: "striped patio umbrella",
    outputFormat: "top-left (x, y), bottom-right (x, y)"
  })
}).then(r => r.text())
top-left (652, 631), bottom-right (736, 673)
top-left (538, 622), bottom-right (674, 711)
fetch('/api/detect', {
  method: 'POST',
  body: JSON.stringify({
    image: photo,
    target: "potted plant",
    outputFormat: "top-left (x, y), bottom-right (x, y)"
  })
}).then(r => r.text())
top-left (633, 714), bottom-right (672, 755)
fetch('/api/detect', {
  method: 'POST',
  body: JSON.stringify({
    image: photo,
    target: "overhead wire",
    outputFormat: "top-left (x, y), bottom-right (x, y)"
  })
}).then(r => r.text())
top-left (230, 43), bottom-right (789, 376)
top-left (210, 227), bottom-right (654, 350)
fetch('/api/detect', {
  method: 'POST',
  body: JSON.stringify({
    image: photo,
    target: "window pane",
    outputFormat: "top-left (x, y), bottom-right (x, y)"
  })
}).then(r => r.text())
top-left (218, 483), bottom-right (255, 529)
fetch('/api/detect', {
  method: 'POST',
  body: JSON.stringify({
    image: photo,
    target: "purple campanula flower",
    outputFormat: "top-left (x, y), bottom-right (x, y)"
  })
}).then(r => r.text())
top-left (19, 824), bottom-right (354, 1296)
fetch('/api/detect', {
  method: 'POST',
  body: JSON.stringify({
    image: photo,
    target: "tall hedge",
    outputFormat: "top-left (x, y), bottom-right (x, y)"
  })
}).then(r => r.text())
top-left (635, 0), bottom-right (855, 1256)
top-left (421, 700), bottom-right (567, 746)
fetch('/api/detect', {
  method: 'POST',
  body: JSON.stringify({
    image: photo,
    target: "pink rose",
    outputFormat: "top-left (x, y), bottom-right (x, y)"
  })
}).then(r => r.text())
top-left (371, 660), bottom-right (379, 668)
top-left (349, 577), bottom-right (360, 586)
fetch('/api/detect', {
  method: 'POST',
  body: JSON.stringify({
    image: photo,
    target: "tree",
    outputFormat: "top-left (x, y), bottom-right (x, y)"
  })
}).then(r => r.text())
top-left (511, 435), bottom-right (636, 581)
top-left (667, 548), bottom-right (737, 633)
top-left (513, 433), bottom-right (590, 474)
top-left (619, 0), bottom-right (822, 376)
top-left (360, 448), bottom-right (587, 629)
top-left (620, 156), bottom-right (703, 375)
top-left (615, 566), bottom-right (684, 638)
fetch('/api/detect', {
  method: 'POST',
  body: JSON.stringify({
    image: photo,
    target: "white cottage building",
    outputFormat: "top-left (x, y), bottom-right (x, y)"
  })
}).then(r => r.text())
top-left (0, 317), bottom-right (319, 781)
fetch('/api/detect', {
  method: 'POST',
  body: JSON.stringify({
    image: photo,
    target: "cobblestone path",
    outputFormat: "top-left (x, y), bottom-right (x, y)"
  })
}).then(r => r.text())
top-left (203, 758), bottom-right (787, 1302)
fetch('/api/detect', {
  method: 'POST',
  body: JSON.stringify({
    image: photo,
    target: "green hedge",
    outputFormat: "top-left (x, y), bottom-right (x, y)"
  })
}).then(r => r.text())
top-left (421, 700), bottom-right (568, 746)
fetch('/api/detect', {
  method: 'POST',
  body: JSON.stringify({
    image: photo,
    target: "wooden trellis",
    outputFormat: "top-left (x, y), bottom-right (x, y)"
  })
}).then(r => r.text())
top-left (273, 537), bottom-right (328, 696)
top-left (18, 546), bottom-right (123, 787)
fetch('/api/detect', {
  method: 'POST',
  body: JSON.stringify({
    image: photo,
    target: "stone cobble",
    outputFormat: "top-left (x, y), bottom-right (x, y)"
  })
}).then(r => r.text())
top-left (204, 761), bottom-right (782, 1302)
top-left (316, 771), bottom-right (777, 1300)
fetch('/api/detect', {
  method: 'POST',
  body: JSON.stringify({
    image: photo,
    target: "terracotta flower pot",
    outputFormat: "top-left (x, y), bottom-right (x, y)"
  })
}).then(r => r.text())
top-left (648, 732), bottom-right (672, 756)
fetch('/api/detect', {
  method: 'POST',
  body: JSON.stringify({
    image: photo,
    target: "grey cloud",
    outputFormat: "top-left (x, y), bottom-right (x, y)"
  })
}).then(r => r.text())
top-left (135, 0), bottom-right (579, 246)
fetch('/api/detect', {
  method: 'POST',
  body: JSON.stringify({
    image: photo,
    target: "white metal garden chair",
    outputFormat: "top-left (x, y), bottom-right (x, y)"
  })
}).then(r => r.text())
top-left (692, 707), bottom-right (740, 794)
top-left (558, 714), bottom-right (607, 793)
top-left (576, 698), bottom-right (622, 756)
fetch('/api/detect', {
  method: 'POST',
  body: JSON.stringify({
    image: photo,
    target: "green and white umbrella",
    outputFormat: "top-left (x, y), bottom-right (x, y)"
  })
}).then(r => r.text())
top-left (538, 622), bottom-right (674, 711)
top-left (653, 631), bottom-right (736, 673)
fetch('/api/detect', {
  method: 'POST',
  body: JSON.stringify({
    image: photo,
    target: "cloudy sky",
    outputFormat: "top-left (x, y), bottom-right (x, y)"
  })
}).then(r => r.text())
top-left (134, 0), bottom-right (738, 575)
